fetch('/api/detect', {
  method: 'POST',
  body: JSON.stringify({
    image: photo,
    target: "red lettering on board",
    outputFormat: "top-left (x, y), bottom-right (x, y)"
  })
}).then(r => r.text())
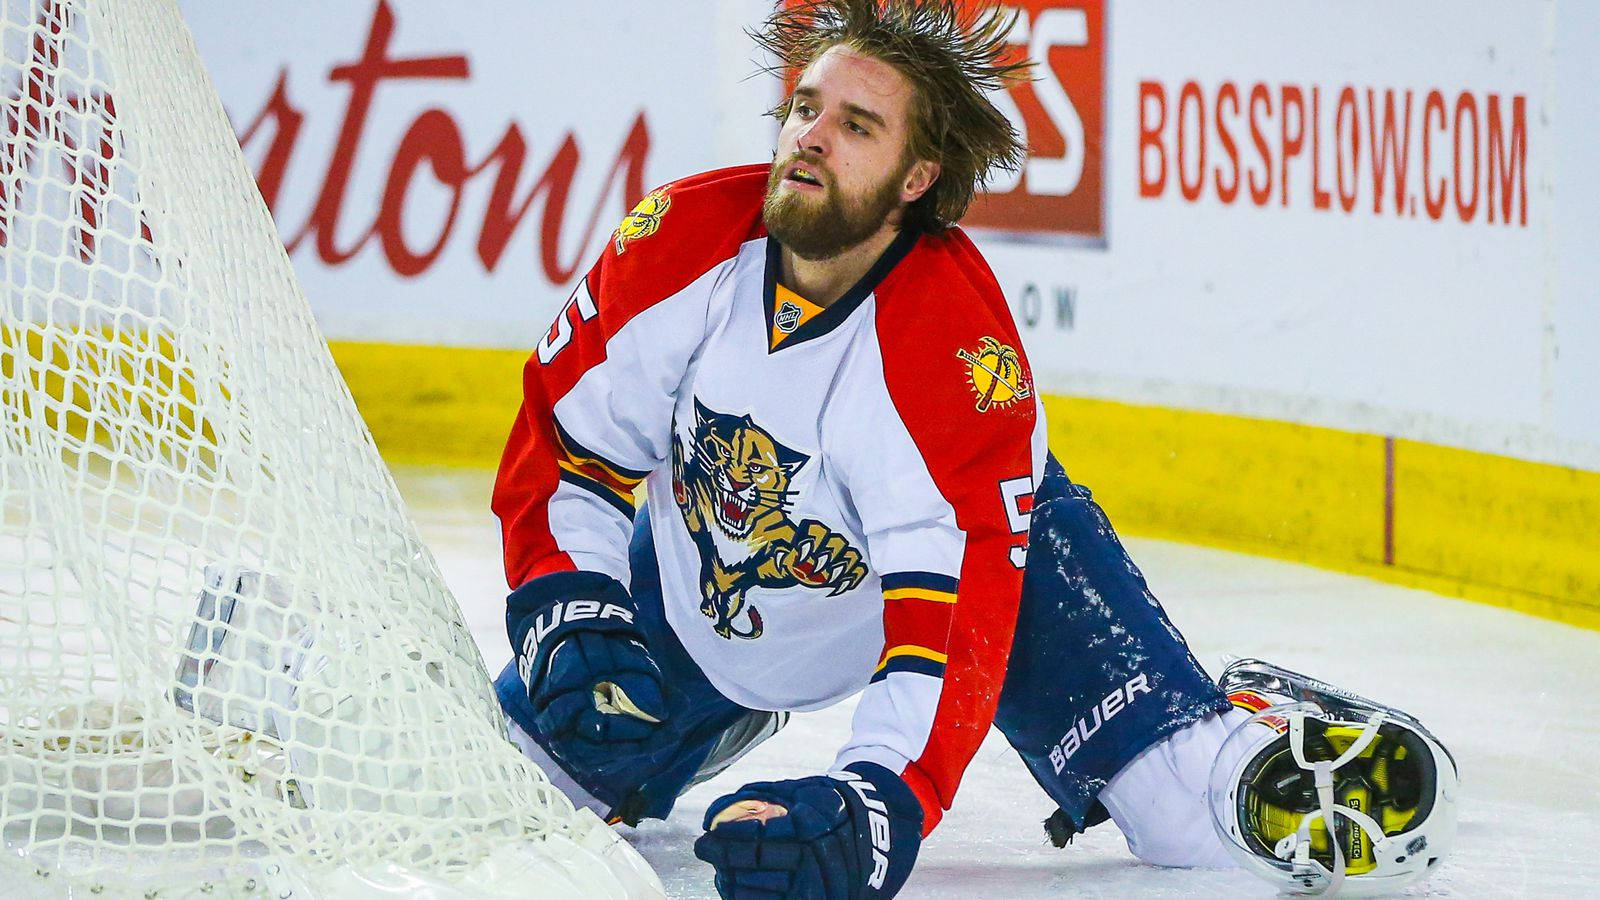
top-left (1177, 81), bottom-right (1205, 201)
top-left (1138, 80), bottom-right (1167, 198)
top-left (1134, 76), bottom-right (1528, 228)
top-left (1214, 82), bottom-right (1241, 203)
top-left (1247, 84), bottom-right (1273, 206)
top-left (1279, 85), bottom-right (1305, 208)
top-left (236, 0), bottom-right (650, 285)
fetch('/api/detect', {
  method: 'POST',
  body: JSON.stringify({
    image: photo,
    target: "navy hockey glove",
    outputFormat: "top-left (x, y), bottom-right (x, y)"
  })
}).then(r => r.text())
top-left (693, 762), bottom-right (923, 899)
top-left (508, 571), bottom-right (669, 774)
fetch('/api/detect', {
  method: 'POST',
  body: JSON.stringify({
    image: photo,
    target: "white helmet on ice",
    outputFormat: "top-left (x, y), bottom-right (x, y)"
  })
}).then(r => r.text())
top-left (1209, 701), bottom-right (1457, 896)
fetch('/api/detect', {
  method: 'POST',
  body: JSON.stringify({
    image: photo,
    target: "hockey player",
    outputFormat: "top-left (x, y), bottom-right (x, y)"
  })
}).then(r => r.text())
top-left (489, 1), bottom-right (1455, 896)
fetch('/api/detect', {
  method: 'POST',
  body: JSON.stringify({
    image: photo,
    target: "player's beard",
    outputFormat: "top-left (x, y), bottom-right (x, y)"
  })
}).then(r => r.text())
top-left (762, 153), bottom-right (910, 261)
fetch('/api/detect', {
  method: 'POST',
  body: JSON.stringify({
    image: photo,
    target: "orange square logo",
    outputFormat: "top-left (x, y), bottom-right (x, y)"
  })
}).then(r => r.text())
top-left (775, 0), bottom-right (1106, 241)
top-left (960, 0), bottom-right (1105, 240)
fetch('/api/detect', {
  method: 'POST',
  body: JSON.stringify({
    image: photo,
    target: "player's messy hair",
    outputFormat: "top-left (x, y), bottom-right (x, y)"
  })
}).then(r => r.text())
top-left (751, 0), bottom-right (1032, 233)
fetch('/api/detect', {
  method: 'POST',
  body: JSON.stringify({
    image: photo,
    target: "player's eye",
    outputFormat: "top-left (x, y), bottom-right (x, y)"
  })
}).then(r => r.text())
top-left (846, 121), bottom-right (868, 136)
top-left (794, 103), bottom-right (815, 120)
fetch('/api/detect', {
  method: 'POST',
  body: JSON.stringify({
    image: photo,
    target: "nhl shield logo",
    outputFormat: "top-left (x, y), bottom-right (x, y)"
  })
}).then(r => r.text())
top-left (774, 300), bottom-right (803, 333)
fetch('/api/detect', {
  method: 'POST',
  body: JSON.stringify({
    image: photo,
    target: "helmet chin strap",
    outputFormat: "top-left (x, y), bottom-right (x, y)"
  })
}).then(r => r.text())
top-left (1274, 709), bottom-right (1389, 896)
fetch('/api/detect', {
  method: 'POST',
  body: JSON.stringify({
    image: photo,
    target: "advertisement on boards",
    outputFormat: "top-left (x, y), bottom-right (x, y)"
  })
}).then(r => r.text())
top-left (167, 0), bottom-right (1596, 461)
top-left (181, 0), bottom-right (776, 348)
top-left (960, 0), bottom-right (1105, 241)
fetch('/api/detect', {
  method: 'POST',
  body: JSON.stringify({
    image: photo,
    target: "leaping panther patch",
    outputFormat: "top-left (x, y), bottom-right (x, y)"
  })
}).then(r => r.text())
top-left (671, 399), bottom-right (866, 640)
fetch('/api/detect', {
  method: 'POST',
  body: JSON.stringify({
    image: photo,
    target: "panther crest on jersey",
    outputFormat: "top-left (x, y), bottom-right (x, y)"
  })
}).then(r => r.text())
top-left (671, 399), bottom-right (867, 640)
top-left (614, 188), bottom-right (671, 254)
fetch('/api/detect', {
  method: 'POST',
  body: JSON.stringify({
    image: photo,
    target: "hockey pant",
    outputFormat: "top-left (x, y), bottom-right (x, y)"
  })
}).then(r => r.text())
top-left (496, 454), bottom-right (1238, 863)
top-left (995, 452), bottom-right (1237, 864)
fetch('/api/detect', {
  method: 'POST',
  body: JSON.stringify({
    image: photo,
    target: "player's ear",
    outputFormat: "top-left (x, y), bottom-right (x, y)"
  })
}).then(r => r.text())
top-left (900, 159), bottom-right (940, 205)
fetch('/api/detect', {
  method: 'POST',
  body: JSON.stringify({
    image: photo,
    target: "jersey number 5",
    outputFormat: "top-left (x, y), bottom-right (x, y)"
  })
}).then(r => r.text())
top-left (999, 475), bottom-right (1034, 569)
top-left (536, 278), bottom-right (598, 365)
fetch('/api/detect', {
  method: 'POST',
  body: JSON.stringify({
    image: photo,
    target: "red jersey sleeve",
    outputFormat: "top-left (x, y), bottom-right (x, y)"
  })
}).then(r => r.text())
top-left (831, 227), bottom-right (1046, 834)
top-left (491, 165), bottom-right (768, 590)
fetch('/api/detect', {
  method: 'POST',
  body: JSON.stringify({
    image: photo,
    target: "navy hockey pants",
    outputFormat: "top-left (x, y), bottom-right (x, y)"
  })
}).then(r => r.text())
top-left (994, 453), bottom-right (1230, 832)
top-left (495, 453), bottom-right (1228, 830)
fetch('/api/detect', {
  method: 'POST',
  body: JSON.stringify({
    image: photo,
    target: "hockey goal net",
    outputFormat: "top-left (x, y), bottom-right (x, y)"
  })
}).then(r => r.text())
top-left (0, 1), bottom-right (659, 896)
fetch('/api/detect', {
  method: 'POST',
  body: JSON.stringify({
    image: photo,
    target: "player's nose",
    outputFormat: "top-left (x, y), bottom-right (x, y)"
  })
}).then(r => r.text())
top-left (795, 118), bottom-right (829, 157)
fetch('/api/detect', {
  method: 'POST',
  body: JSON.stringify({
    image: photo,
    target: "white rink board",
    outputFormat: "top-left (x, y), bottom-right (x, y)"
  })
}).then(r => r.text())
top-left (175, 1), bottom-right (1600, 469)
top-left (178, 0), bottom-right (775, 349)
top-left (996, 1), bottom-right (1585, 460)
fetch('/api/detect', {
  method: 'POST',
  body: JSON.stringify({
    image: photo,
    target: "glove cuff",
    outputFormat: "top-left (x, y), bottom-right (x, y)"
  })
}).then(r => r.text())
top-left (831, 762), bottom-right (923, 897)
top-left (506, 570), bottom-right (642, 691)
top-left (507, 570), bottom-right (631, 619)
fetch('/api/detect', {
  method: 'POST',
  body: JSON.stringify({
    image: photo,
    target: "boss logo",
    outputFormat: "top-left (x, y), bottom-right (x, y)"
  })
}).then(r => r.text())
top-left (517, 599), bottom-right (635, 685)
top-left (962, 0), bottom-right (1106, 239)
top-left (1049, 672), bottom-right (1152, 773)
top-left (830, 771), bottom-right (891, 889)
top-left (774, 0), bottom-right (1105, 240)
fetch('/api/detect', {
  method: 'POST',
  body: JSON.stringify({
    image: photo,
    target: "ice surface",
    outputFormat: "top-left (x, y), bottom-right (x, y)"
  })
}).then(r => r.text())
top-left (413, 467), bottom-right (1600, 897)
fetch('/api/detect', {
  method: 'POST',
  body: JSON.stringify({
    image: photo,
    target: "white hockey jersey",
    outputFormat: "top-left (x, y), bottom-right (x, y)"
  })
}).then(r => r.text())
top-left (494, 165), bottom-right (1048, 832)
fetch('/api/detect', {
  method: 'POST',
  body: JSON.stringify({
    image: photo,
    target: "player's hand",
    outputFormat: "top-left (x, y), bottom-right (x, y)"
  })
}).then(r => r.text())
top-left (508, 573), bottom-right (670, 774)
top-left (693, 763), bottom-right (923, 899)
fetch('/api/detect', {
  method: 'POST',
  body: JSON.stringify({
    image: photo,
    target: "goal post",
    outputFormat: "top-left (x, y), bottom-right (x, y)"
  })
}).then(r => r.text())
top-left (0, 1), bottom-right (661, 896)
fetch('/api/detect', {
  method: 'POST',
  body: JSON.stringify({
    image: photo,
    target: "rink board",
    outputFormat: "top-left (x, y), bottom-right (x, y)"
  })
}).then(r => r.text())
top-left (327, 340), bottom-right (1600, 633)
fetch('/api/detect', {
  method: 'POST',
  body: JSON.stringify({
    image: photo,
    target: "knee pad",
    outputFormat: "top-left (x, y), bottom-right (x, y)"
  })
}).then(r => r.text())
top-left (1100, 709), bottom-right (1246, 868)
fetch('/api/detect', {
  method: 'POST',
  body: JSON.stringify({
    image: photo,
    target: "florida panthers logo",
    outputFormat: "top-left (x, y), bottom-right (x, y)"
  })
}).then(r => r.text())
top-left (614, 188), bottom-right (670, 254)
top-left (672, 399), bottom-right (867, 640)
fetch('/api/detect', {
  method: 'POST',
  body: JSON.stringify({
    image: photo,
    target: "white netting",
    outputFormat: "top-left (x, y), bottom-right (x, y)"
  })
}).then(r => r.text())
top-left (0, 1), bottom-right (657, 895)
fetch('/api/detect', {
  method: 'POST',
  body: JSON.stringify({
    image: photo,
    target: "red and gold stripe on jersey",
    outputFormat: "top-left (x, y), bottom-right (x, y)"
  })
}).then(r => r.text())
top-left (874, 571), bottom-right (959, 681)
top-left (552, 419), bottom-right (646, 516)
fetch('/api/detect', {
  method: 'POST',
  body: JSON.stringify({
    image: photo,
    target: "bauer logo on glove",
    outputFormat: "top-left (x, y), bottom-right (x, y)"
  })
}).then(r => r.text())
top-left (694, 762), bottom-right (922, 899)
top-left (507, 572), bottom-right (670, 774)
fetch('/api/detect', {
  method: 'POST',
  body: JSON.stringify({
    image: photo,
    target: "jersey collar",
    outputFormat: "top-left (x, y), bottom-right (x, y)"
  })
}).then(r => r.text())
top-left (763, 228), bottom-right (919, 354)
